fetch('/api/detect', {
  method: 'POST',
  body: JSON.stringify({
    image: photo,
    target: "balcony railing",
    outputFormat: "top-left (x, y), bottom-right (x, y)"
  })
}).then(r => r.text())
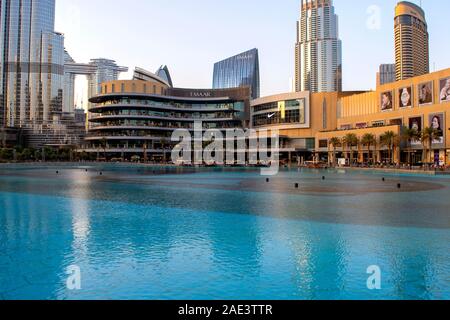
top-left (89, 121), bottom-right (241, 131)
top-left (89, 100), bottom-right (241, 112)
top-left (89, 112), bottom-right (237, 122)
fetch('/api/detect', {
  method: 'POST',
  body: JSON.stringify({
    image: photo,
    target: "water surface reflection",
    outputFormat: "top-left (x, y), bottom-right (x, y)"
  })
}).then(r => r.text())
top-left (0, 166), bottom-right (449, 299)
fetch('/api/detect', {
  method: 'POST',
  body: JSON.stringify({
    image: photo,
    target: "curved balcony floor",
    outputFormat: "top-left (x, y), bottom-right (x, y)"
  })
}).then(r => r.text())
top-left (89, 114), bottom-right (237, 123)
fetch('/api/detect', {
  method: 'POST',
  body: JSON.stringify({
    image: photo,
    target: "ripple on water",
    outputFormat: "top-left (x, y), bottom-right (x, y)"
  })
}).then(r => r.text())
top-left (0, 166), bottom-right (449, 299)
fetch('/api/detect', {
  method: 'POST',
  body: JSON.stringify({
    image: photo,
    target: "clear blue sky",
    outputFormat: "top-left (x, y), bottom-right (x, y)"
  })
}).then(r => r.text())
top-left (55, 0), bottom-right (450, 106)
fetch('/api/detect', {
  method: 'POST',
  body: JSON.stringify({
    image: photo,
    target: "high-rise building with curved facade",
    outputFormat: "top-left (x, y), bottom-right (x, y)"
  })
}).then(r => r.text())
top-left (295, 0), bottom-right (342, 93)
top-left (394, 1), bottom-right (429, 81)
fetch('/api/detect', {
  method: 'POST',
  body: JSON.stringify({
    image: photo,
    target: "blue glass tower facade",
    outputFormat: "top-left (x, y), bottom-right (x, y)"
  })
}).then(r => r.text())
top-left (213, 49), bottom-right (260, 100)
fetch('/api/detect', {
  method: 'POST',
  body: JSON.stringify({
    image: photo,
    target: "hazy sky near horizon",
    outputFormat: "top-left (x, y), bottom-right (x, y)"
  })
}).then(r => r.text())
top-left (55, 0), bottom-right (450, 106)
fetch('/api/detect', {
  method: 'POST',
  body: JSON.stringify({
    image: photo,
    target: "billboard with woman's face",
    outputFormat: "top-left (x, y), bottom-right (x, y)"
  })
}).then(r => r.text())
top-left (440, 77), bottom-right (450, 102)
top-left (399, 87), bottom-right (412, 108)
top-left (381, 91), bottom-right (393, 111)
top-left (429, 113), bottom-right (445, 145)
top-left (418, 81), bottom-right (433, 105)
top-left (409, 117), bottom-right (422, 146)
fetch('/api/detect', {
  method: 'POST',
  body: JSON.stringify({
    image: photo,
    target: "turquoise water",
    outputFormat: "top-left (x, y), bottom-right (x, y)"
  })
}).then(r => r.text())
top-left (0, 165), bottom-right (449, 300)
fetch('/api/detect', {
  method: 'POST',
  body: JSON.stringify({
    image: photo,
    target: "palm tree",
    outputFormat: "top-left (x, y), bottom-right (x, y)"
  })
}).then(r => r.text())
top-left (343, 133), bottom-right (358, 166)
top-left (328, 137), bottom-right (341, 167)
top-left (380, 131), bottom-right (398, 164)
top-left (401, 126), bottom-right (419, 165)
top-left (361, 133), bottom-right (376, 165)
top-left (421, 127), bottom-right (440, 164)
top-left (100, 137), bottom-right (107, 160)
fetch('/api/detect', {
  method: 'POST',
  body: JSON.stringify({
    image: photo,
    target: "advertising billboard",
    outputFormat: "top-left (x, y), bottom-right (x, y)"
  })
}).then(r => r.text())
top-left (429, 113), bottom-right (445, 146)
top-left (409, 117), bottom-right (422, 147)
top-left (418, 81), bottom-right (433, 105)
top-left (440, 77), bottom-right (450, 103)
top-left (381, 91), bottom-right (393, 111)
top-left (399, 87), bottom-right (412, 108)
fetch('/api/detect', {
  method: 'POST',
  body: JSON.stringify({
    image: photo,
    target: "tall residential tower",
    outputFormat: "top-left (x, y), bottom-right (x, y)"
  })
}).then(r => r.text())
top-left (295, 0), bottom-right (342, 93)
top-left (87, 58), bottom-right (128, 104)
top-left (394, 1), bottom-right (429, 81)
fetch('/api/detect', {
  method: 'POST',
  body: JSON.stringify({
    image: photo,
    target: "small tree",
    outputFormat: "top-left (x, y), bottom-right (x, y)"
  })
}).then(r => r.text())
top-left (43, 147), bottom-right (56, 162)
top-left (18, 148), bottom-right (34, 161)
top-left (421, 127), bottom-right (440, 164)
top-left (0, 148), bottom-right (14, 161)
top-left (329, 137), bottom-right (341, 167)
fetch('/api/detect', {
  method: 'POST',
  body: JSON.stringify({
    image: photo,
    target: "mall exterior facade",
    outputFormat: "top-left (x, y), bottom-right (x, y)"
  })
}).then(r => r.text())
top-left (81, 80), bottom-right (250, 161)
top-left (315, 68), bottom-right (450, 166)
top-left (251, 91), bottom-right (362, 164)
top-left (249, 68), bottom-right (450, 167)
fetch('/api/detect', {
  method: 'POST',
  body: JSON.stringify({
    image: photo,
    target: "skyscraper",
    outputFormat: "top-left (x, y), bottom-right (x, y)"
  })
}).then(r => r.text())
top-left (378, 64), bottom-right (396, 86)
top-left (394, 1), bottom-right (429, 81)
top-left (84, 59), bottom-right (128, 130)
top-left (87, 59), bottom-right (128, 103)
top-left (0, 0), bottom-right (65, 128)
top-left (64, 55), bottom-right (127, 113)
top-left (295, 0), bottom-right (342, 93)
top-left (213, 48), bottom-right (260, 99)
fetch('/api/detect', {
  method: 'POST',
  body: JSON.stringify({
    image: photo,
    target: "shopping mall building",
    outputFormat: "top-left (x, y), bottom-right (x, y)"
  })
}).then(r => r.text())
top-left (80, 79), bottom-right (250, 161)
top-left (250, 68), bottom-right (450, 166)
top-left (82, 66), bottom-right (450, 166)
top-left (250, 91), bottom-right (351, 164)
top-left (315, 68), bottom-right (450, 166)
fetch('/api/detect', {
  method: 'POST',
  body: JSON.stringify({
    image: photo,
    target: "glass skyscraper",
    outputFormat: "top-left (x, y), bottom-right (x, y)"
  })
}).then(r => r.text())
top-left (0, 0), bottom-right (65, 128)
top-left (213, 48), bottom-right (260, 99)
top-left (378, 64), bottom-right (396, 85)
